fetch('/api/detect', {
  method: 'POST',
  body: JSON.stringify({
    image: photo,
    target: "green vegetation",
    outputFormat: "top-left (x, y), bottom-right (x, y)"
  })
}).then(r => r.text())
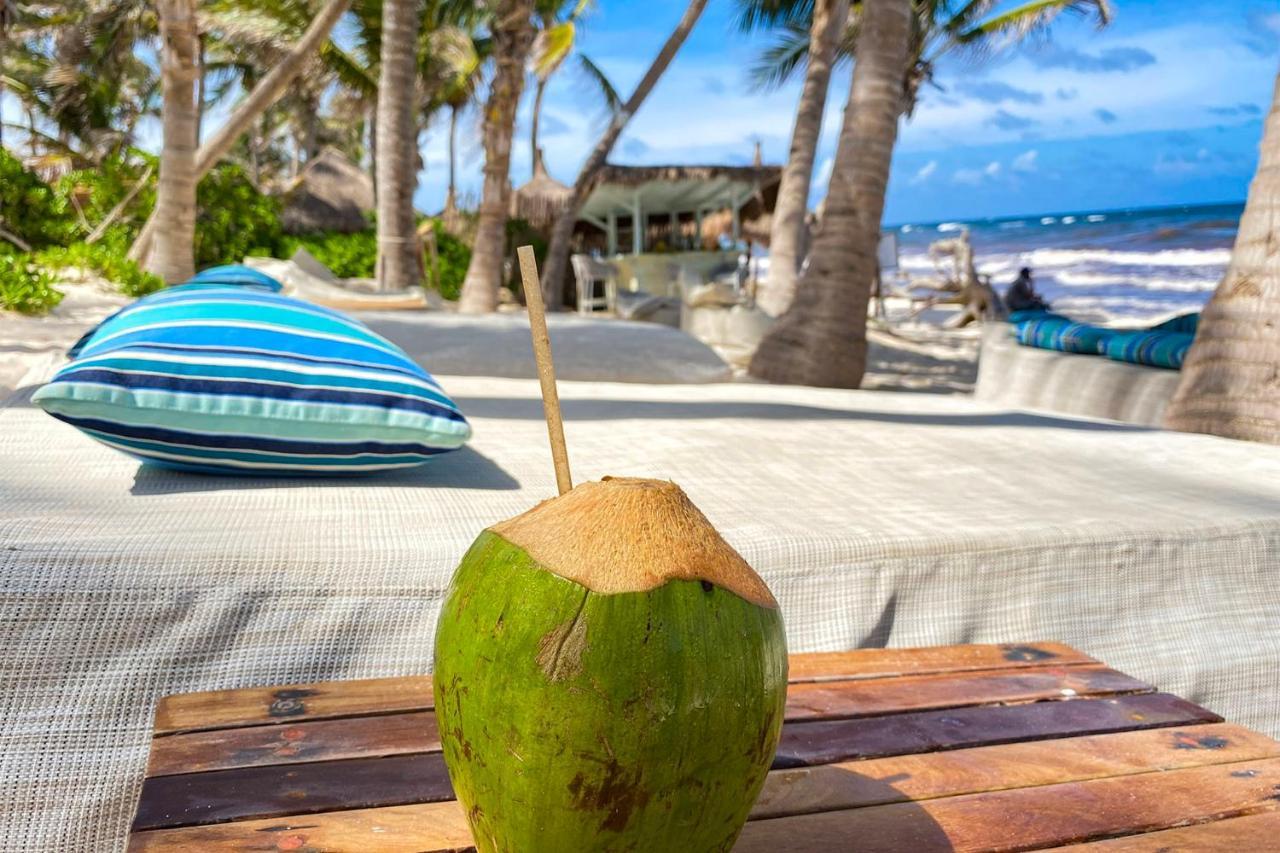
top-left (195, 166), bottom-right (284, 267)
top-left (280, 229), bottom-right (378, 279)
top-left (0, 255), bottom-right (63, 315)
top-left (33, 244), bottom-right (163, 298)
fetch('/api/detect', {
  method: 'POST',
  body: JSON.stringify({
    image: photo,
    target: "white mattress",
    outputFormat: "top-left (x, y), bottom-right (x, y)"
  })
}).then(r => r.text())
top-left (3, 376), bottom-right (1280, 849)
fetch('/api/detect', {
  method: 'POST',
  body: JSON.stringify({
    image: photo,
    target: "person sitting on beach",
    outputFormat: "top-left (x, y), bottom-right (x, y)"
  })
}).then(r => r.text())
top-left (1006, 267), bottom-right (1050, 313)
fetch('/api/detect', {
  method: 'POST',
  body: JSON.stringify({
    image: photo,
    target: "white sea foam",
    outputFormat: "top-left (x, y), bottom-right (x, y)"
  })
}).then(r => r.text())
top-left (1040, 216), bottom-right (1057, 225)
top-left (1061, 216), bottom-right (1077, 224)
top-left (1086, 214), bottom-right (1106, 222)
top-left (1020, 247), bottom-right (1232, 268)
top-left (1053, 271), bottom-right (1220, 293)
top-left (936, 222), bottom-right (965, 232)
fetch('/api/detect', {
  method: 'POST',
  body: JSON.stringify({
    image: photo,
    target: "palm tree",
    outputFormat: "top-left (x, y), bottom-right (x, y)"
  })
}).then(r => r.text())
top-left (527, 0), bottom-right (618, 174)
top-left (539, 0), bottom-right (709, 308)
top-left (375, 0), bottom-right (423, 290)
top-left (748, 0), bottom-right (1112, 385)
top-left (748, 0), bottom-right (910, 387)
top-left (457, 0), bottom-right (536, 314)
top-left (749, 0), bottom-right (848, 318)
top-left (1162, 73), bottom-right (1280, 444)
top-left (151, 0), bottom-right (200, 283)
top-left (747, 0), bottom-right (1112, 320)
top-left (129, 0), bottom-right (352, 266)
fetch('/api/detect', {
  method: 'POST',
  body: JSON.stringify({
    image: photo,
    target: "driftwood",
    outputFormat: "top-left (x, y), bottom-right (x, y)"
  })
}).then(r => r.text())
top-left (0, 219), bottom-right (32, 252)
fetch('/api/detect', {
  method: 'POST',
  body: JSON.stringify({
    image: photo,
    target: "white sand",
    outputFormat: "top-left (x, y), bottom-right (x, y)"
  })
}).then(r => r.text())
top-left (0, 278), bottom-right (128, 395)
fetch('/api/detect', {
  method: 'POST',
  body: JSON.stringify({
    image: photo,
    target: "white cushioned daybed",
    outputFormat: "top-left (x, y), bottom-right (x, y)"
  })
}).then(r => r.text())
top-left (3, 375), bottom-right (1280, 849)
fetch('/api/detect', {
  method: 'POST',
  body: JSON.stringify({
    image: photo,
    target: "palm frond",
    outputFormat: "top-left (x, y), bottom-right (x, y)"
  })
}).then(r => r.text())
top-left (735, 0), bottom-right (813, 33)
top-left (321, 40), bottom-right (376, 97)
top-left (576, 53), bottom-right (620, 115)
top-left (748, 19), bottom-right (811, 91)
top-left (532, 19), bottom-right (574, 79)
top-left (952, 0), bottom-right (1111, 48)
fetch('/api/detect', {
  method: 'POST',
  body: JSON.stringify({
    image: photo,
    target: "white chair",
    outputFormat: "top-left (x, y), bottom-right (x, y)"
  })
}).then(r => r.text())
top-left (570, 254), bottom-right (618, 316)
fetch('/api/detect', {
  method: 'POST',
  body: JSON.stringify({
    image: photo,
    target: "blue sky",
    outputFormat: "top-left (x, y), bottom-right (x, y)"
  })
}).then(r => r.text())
top-left (427, 0), bottom-right (1279, 224)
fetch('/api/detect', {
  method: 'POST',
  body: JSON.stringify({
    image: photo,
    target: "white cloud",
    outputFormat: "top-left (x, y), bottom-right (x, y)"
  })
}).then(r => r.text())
top-left (1012, 149), bottom-right (1039, 172)
top-left (910, 160), bottom-right (938, 184)
top-left (984, 161), bottom-right (1001, 177)
top-left (952, 168), bottom-right (984, 186)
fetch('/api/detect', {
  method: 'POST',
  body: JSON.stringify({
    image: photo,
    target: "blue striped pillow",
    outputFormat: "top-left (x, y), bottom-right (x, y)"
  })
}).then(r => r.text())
top-left (1014, 316), bottom-right (1113, 355)
top-left (1101, 330), bottom-right (1194, 370)
top-left (33, 283), bottom-right (471, 474)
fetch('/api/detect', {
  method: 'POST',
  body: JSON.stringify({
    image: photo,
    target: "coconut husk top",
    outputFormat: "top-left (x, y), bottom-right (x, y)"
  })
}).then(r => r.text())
top-left (490, 477), bottom-right (777, 608)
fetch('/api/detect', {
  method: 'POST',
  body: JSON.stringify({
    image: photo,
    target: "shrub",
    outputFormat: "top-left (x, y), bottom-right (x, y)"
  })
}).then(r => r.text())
top-left (0, 254), bottom-right (63, 315)
top-left (0, 149), bottom-right (74, 248)
top-left (503, 218), bottom-right (546, 299)
top-left (54, 152), bottom-right (157, 255)
top-left (195, 165), bottom-right (284, 267)
top-left (34, 243), bottom-right (163, 297)
top-left (279, 229), bottom-right (378, 279)
top-left (429, 220), bottom-right (471, 301)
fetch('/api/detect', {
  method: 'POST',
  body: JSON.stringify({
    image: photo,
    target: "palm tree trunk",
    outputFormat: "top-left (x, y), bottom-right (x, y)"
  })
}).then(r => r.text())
top-left (129, 0), bottom-right (351, 265)
top-left (445, 103), bottom-right (458, 213)
top-left (1163, 71), bottom-right (1280, 443)
top-left (150, 0), bottom-right (201, 284)
top-left (756, 0), bottom-right (850, 318)
top-left (457, 0), bottom-right (535, 314)
top-left (539, 0), bottom-right (709, 310)
top-left (367, 98), bottom-right (378, 203)
top-left (748, 0), bottom-right (911, 388)
top-left (530, 77), bottom-right (546, 173)
top-left (375, 0), bottom-right (422, 291)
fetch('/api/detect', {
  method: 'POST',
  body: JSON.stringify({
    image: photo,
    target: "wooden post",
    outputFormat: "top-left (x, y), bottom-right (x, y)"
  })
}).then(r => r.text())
top-left (606, 211), bottom-right (617, 256)
top-left (517, 245), bottom-right (573, 495)
top-left (632, 192), bottom-right (643, 255)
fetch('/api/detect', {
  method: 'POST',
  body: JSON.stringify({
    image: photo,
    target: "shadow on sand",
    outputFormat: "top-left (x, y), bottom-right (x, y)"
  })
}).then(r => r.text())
top-left (128, 445), bottom-right (520, 495)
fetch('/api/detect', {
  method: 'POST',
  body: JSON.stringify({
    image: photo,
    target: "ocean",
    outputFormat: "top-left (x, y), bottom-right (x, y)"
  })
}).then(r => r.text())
top-left (890, 201), bottom-right (1242, 323)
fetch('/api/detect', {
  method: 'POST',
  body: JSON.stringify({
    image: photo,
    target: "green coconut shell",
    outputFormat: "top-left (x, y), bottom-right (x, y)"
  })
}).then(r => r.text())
top-left (433, 478), bottom-right (788, 853)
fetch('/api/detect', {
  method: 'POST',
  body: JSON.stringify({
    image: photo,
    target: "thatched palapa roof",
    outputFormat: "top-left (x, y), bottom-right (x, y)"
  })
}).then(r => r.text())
top-left (511, 157), bottom-right (573, 228)
top-left (281, 148), bottom-right (374, 235)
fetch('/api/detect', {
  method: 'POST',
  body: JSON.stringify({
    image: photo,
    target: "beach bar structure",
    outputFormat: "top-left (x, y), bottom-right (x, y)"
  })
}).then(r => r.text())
top-left (515, 161), bottom-right (781, 298)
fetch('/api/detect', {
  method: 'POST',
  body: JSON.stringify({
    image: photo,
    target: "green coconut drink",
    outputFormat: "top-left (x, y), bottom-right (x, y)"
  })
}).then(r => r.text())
top-left (433, 476), bottom-right (788, 853)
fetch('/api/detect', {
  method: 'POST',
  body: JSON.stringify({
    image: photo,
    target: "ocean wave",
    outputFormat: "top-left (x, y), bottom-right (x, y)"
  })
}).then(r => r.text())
top-left (1052, 271), bottom-right (1220, 293)
top-left (1021, 247), bottom-right (1232, 268)
top-left (1052, 295), bottom-right (1198, 315)
top-left (1040, 216), bottom-right (1057, 225)
top-left (1086, 214), bottom-right (1106, 223)
top-left (998, 220), bottom-right (1026, 229)
top-left (936, 222), bottom-right (965, 232)
top-left (1061, 216), bottom-right (1077, 224)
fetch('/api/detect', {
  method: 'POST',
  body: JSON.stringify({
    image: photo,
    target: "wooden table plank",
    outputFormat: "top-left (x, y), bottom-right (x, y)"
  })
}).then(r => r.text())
top-left (127, 802), bottom-right (473, 853)
top-left (146, 665), bottom-right (1150, 778)
top-left (775, 693), bottom-right (1221, 768)
top-left (734, 757), bottom-right (1280, 852)
top-left (151, 643), bottom-right (1095, 735)
top-left (753, 723), bottom-right (1280, 820)
top-left (131, 753), bottom-right (452, 832)
top-left (787, 642), bottom-right (1096, 683)
top-left (1051, 809), bottom-right (1280, 850)
top-left (147, 711), bottom-right (439, 778)
top-left (154, 676), bottom-right (434, 735)
top-left (785, 665), bottom-right (1150, 722)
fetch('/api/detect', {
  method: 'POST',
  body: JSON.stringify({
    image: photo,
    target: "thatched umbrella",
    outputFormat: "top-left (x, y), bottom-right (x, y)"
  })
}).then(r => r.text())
top-left (280, 147), bottom-right (374, 234)
top-left (511, 151), bottom-right (572, 228)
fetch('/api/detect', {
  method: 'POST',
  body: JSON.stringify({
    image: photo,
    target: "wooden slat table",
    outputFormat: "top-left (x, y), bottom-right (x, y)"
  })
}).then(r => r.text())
top-left (126, 642), bottom-right (1280, 851)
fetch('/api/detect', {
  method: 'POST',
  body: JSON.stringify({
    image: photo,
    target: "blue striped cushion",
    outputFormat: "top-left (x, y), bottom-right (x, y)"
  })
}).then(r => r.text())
top-left (1014, 316), bottom-right (1113, 355)
top-left (1101, 330), bottom-right (1194, 370)
top-left (187, 264), bottom-right (284, 291)
top-left (33, 283), bottom-right (471, 474)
